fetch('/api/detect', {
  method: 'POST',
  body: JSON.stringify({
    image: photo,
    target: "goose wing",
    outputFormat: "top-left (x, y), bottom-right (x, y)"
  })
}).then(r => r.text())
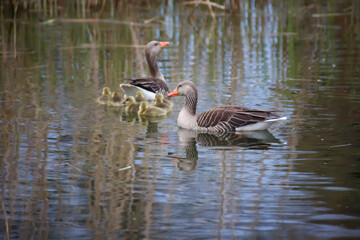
top-left (197, 106), bottom-right (280, 131)
top-left (123, 78), bottom-right (169, 94)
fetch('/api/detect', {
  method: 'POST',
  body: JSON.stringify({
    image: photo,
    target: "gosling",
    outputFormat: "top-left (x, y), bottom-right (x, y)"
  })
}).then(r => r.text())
top-left (153, 93), bottom-right (173, 112)
top-left (135, 91), bottom-right (146, 102)
top-left (123, 96), bottom-right (140, 113)
top-left (97, 87), bottom-right (111, 105)
top-left (108, 91), bottom-right (124, 107)
top-left (138, 100), bottom-right (167, 117)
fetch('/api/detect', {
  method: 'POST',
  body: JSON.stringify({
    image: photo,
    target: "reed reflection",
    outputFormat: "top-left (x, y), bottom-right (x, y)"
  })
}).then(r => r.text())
top-left (0, 0), bottom-right (359, 239)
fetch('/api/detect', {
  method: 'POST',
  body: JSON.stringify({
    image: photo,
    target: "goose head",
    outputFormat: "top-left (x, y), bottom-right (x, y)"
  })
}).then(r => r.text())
top-left (168, 80), bottom-right (198, 98)
top-left (168, 80), bottom-right (198, 115)
top-left (145, 41), bottom-right (169, 57)
top-left (145, 41), bottom-right (169, 80)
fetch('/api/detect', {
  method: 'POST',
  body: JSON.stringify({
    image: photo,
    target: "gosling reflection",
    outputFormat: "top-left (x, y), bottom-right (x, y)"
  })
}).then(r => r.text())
top-left (120, 110), bottom-right (168, 138)
top-left (176, 129), bottom-right (282, 170)
top-left (139, 115), bottom-right (168, 138)
top-left (139, 115), bottom-right (167, 127)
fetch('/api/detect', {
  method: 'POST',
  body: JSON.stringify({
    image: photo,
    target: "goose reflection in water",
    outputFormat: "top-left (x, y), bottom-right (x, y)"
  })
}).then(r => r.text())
top-left (175, 128), bottom-right (283, 171)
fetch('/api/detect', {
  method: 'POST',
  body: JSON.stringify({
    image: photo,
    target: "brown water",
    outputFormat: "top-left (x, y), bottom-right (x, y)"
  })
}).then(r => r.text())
top-left (1, 1), bottom-right (360, 239)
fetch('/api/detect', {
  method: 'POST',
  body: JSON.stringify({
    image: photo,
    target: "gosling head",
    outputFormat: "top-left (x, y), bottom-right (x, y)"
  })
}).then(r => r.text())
top-left (135, 91), bottom-right (145, 101)
top-left (112, 91), bottom-right (120, 97)
top-left (154, 93), bottom-right (164, 104)
top-left (139, 101), bottom-right (149, 110)
top-left (111, 91), bottom-right (122, 101)
top-left (138, 101), bottom-right (149, 115)
top-left (102, 87), bottom-right (111, 95)
top-left (123, 96), bottom-right (136, 106)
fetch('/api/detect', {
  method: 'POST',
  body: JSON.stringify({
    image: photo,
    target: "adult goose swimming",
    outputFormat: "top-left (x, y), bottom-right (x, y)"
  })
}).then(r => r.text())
top-left (168, 80), bottom-right (287, 132)
top-left (120, 41), bottom-right (170, 100)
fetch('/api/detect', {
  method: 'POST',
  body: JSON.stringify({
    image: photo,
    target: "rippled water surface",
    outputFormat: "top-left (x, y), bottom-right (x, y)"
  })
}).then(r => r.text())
top-left (1, 1), bottom-right (360, 239)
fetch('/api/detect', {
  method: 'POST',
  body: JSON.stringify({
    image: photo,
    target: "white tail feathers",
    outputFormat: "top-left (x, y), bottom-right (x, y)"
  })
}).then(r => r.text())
top-left (265, 116), bottom-right (288, 122)
top-left (236, 116), bottom-right (287, 131)
top-left (120, 84), bottom-right (156, 100)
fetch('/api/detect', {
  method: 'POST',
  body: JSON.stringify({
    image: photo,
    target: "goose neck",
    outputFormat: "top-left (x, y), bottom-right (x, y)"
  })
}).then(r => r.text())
top-left (146, 51), bottom-right (164, 81)
top-left (184, 90), bottom-right (198, 116)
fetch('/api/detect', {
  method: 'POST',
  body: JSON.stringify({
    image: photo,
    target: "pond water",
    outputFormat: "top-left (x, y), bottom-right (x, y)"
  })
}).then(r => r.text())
top-left (1, 1), bottom-right (360, 239)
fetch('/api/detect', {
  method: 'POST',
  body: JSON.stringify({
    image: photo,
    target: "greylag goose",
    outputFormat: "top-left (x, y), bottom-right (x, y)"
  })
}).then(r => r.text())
top-left (120, 41), bottom-right (170, 100)
top-left (97, 87), bottom-right (111, 105)
top-left (153, 93), bottom-right (174, 112)
top-left (168, 80), bottom-right (287, 132)
top-left (108, 90), bottom-right (124, 107)
top-left (123, 96), bottom-right (140, 113)
top-left (138, 101), bottom-right (167, 117)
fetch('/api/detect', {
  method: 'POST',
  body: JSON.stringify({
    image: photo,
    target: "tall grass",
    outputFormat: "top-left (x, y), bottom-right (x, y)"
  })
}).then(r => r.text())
top-left (1, 0), bottom-right (162, 18)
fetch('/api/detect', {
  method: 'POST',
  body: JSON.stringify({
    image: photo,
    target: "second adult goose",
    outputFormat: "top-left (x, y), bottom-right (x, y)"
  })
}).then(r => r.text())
top-left (120, 41), bottom-right (170, 100)
top-left (168, 80), bottom-right (287, 132)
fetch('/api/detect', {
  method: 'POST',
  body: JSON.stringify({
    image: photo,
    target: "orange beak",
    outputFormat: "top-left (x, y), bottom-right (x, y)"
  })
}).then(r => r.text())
top-left (168, 88), bottom-right (179, 97)
top-left (159, 41), bottom-right (170, 48)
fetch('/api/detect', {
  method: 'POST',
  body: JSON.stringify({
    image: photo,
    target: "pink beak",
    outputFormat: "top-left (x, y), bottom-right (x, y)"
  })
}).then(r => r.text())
top-left (159, 41), bottom-right (170, 48)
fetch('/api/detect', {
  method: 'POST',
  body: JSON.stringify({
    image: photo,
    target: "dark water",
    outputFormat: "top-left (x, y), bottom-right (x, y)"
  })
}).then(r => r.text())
top-left (1, 1), bottom-right (360, 239)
